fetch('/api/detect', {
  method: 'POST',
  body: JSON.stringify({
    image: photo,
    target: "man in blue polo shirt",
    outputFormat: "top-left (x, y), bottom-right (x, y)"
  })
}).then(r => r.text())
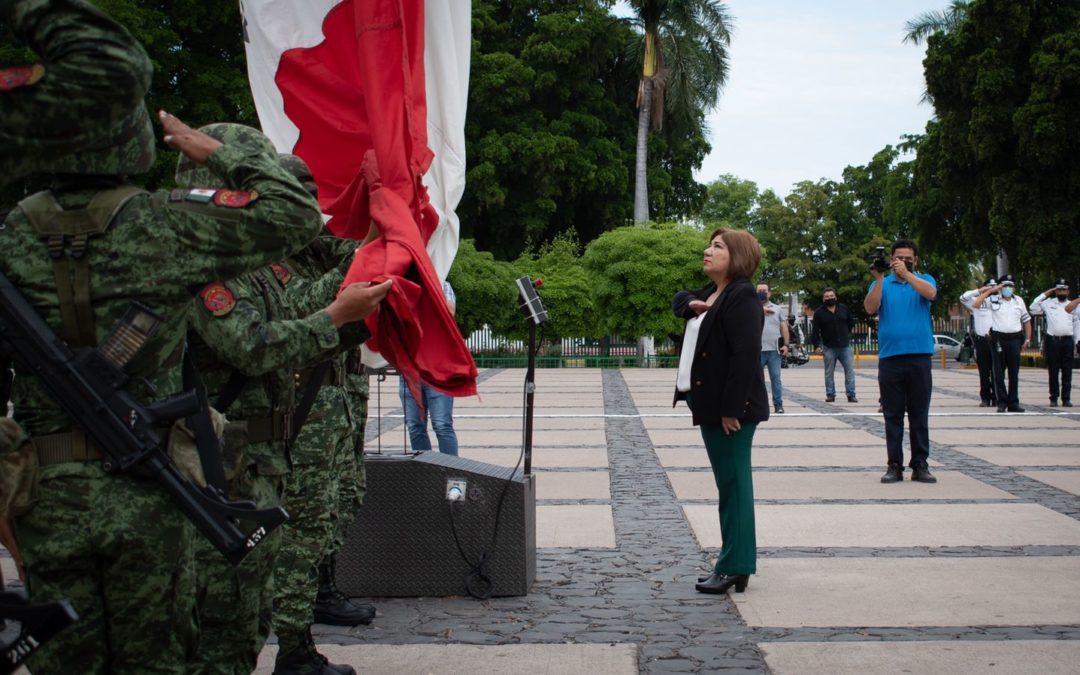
top-left (864, 239), bottom-right (937, 484)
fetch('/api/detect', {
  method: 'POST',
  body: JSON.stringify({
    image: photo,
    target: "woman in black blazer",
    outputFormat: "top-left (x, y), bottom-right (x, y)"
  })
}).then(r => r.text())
top-left (672, 228), bottom-right (769, 594)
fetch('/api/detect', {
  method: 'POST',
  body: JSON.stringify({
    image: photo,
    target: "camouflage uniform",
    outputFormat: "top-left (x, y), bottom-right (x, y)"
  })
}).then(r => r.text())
top-left (0, 4), bottom-right (324, 671)
top-left (271, 236), bottom-right (383, 652)
top-left (0, 0), bottom-right (156, 184)
top-left (176, 137), bottom-right (367, 675)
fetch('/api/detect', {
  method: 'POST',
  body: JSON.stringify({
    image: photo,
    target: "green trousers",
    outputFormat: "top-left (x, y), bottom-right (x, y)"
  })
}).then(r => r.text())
top-left (699, 422), bottom-right (758, 576)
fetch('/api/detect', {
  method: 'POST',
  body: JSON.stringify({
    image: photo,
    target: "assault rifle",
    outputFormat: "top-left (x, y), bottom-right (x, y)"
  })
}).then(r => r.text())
top-left (0, 591), bottom-right (77, 674)
top-left (0, 269), bottom-right (287, 564)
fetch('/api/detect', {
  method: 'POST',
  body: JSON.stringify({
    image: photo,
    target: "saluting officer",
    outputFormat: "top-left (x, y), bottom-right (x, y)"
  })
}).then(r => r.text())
top-left (1029, 279), bottom-right (1080, 407)
top-left (973, 274), bottom-right (1031, 412)
top-left (960, 278), bottom-right (998, 407)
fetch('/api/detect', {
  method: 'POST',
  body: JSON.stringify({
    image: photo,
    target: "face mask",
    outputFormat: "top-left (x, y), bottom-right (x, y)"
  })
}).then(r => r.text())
top-left (824, 298), bottom-right (837, 307)
top-left (1002, 287), bottom-right (1014, 298)
top-left (1057, 294), bottom-right (1069, 302)
top-left (757, 291), bottom-right (768, 302)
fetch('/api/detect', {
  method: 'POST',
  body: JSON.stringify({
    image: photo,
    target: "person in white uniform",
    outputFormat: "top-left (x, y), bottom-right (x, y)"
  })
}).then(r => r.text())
top-left (972, 274), bottom-right (1031, 412)
top-left (960, 278), bottom-right (998, 406)
top-left (1029, 278), bottom-right (1080, 406)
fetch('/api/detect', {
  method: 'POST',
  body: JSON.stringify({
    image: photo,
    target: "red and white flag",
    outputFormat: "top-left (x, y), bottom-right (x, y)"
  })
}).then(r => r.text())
top-left (239, 0), bottom-right (476, 398)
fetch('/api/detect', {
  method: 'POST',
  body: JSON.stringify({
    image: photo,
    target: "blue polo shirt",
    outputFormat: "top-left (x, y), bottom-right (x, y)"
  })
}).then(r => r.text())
top-left (869, 272), bottom-right (936, 358)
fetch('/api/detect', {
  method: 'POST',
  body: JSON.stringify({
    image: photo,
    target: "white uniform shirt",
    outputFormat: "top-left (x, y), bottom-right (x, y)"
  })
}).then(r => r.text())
top-left (989, 296), bottom-right (1031, 334)
top-left (1073, 307), bottom-right (1080, 345)
top-left (960, 290), bottom-right (994, 336)
top-left (1029, 293), bottom-right (1075, 336)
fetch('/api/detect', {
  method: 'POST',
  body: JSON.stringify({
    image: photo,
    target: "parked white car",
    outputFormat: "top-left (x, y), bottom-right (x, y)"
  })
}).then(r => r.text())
top-left (932, 334), bottom-right (963, 360)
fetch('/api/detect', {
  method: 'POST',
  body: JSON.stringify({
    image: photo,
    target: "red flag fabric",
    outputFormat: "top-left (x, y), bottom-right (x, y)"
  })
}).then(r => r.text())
top-left (274, 0), bottom-right (476, 399)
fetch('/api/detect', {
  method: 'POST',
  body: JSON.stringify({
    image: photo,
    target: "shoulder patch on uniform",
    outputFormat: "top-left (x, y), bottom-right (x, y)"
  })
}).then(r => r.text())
top-left (213, 189), bottom-right (258, 208)
top-left (0, 64), bottom-right (45, 91)
top-left (198, 282), bottom-right (236, 317)
top-left (270, 262), bottom-right (293, 286)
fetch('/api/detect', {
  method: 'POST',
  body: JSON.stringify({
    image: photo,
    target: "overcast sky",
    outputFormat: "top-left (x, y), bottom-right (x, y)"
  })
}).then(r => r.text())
top-left (614, 0), bottom-right (946, 196)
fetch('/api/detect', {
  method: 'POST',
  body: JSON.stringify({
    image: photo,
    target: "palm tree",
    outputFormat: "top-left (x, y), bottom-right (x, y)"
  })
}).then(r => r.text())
top-left (624, 0), bottom-right (734, 223)
top-left (903, 1), bottom-right (969, 45)
top-left (903, 1), bottom-right (970, 105)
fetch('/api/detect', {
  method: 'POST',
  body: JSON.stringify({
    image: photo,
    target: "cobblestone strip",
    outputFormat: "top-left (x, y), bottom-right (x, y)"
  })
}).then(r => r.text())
top-left (601, 369), bottom-right (768, 673)
top-left (780, 387), bottom-right (1080, 521)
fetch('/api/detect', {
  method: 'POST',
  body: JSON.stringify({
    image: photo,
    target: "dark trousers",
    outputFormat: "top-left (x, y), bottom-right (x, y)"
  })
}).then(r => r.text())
top-left (974, 336), bottom-right (995, 403)
top-left (1045, 335), bottom-right (1074, 402)
top-left (699, 422), bottom-right (758, 576)
top-left (992, 332), bottom-right (1023, 407)
top-left (878, 354), bottom-right (932, 468)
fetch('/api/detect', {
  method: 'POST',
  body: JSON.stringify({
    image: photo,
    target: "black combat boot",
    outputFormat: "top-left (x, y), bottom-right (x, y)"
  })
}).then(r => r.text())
top-left (313, 555), bottom-right (375, 626)
top-left (273, 629), bottom-right (356, 675)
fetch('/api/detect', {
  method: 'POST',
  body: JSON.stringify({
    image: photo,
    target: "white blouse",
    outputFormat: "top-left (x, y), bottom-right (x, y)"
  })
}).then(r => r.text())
top-left (676, 313), bottom-right (706, 393)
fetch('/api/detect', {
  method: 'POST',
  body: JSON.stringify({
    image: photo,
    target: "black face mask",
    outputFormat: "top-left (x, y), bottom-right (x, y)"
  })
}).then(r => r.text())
top-left (1058, 294), bottom-right (1069, 302)
top-left (824, 298), bottom-right (837, 307)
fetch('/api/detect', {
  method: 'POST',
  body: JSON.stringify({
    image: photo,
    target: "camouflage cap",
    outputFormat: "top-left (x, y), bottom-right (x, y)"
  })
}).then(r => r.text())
top-left (46, 101), bottom-right (156, 177)
top-left (175, 123), bottom-right (277, 187)
top-left (277, 153), bottom-right (318, 197)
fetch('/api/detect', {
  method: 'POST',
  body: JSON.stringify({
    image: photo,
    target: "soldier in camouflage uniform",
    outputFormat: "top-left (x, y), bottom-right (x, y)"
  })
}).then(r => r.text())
top-left (270, 158), bottom-right (379, 675)
top-left (0, 0), bottom-right (157, 183)
top-left (176, 136), bottom-right (389, 675)
top-left (0, 2), bottom-right (325, 671)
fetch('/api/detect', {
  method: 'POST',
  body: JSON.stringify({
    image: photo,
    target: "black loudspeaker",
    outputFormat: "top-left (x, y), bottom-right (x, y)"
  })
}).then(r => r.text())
top-left (336, 452), bottom-right (537, 597)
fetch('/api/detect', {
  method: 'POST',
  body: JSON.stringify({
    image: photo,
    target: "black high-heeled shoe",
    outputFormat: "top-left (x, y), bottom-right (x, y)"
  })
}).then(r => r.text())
top-left (695, 573), bottom-right (749, 594)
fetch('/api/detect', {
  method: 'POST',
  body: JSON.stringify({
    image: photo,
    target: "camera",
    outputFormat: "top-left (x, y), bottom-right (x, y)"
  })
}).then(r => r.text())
top-left (870, 246), bottom-right (890, 273)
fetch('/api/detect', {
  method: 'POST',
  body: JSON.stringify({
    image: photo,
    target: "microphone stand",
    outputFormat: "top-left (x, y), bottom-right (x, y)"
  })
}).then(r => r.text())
top-left (523, 320), bottom-right (537, 475)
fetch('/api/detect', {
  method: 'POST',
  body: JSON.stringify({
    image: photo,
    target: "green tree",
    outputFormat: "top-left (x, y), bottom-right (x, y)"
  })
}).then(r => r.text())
top-left (699, 173), bottom-right (760, 229)
top-left (581, 223), bottom-right (708, 340)
top-left (446, 238), bottom-right (521, 339)
top-left (624, 0), bottom-right (733, 222)
top-left (920, 0), bottom-right (1080, 285)
top-left (511, 233), bottom-right (596, 343)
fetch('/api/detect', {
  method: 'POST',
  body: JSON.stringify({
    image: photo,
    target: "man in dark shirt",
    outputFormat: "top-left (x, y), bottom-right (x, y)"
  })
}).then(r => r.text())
top-left (811, 287), bottom-right (858, 402)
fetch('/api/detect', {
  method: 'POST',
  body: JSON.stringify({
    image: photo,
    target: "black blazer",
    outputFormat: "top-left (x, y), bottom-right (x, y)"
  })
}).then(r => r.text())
top-left (672, 278), bottom-right (770, 426)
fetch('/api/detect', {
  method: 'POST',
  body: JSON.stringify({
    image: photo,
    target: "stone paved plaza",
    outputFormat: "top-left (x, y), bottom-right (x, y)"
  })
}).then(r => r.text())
top-left (5, 361), bottom-right (1080, 673)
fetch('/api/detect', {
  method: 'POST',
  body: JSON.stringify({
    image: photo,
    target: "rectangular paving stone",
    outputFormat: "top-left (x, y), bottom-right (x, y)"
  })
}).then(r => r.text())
top-left (455, 428), bottom-right (608, 447)
top-left (453, 416), bottom-right (607, 431)
top-left (1019, 470), bottom-right (1080, 497)
top-left (928, 414), bottom-right (1077, 428)
top-left (684, 503), bottom-right (1080, 548)
top-left (535, 471), bottom-right (610, 500)
top-left (934, 429), bottom-right (1074, 445)
top-left (536, 505), bottom-right (615, 548)
top-left (460, 448), bottom-right (609, 469)
top-left (733, 557), bottom-right (1080, 627)
top-left (650, 428), bottom-right (881, 447)
top-left (669, 471), bottom-right (1013, 501)
top-left (640, 415), bottom-right (853, 430)
top-left (656, 447), bottom-right (942, 468)
top-left (761, 641), bottom-right (1080, 675)
top-left (954, 446), bottom-right (1080, 467)
top-left (255, 643), bottom-right (638, 675)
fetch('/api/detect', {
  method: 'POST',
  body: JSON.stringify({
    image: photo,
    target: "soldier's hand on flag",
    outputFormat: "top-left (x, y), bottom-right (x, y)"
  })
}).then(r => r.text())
top-left (326, 279), bottom-right (393, 327)
top-left (159, 110), bottom-right (223, 165)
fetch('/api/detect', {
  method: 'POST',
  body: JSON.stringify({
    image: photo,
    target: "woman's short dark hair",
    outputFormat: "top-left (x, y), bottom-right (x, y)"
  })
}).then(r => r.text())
top-left (709, 227), bottom-right (762, 280)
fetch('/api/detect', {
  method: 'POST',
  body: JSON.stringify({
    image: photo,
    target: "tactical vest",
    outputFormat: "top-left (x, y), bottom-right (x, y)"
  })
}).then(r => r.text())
top-left (18, 186), bottom-right (146, 346)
